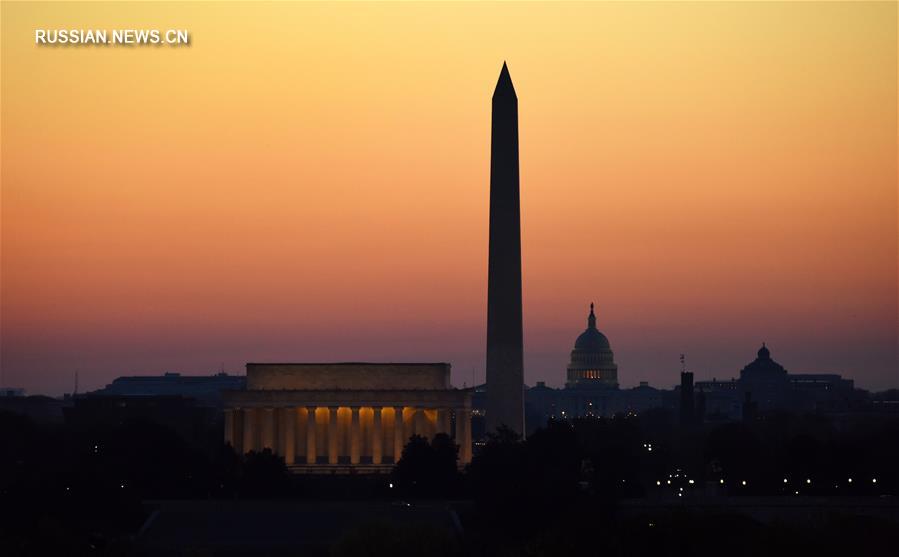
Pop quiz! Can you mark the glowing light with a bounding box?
[806,479,811,484]
[656,481,661,486]
[741,480,747,486]
[388,483,394,489]
[848,478,853,483]
[872,478,877,484]
[783,478,788,483]
[688,479,694,485]
[719,479,724,484]
[667,480,671,485]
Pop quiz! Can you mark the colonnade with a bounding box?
[224,405,472,466]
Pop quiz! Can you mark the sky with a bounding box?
[1,1,896,395]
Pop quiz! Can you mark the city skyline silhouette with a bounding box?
[0,3,896,557]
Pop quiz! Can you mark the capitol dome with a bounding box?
[574,324,611,352]
[566,303,618,388]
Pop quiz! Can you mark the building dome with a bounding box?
[566,303,618,388]
[740,343,788,381]
[574,327,612,352]
[574,304,611,351]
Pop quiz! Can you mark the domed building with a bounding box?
[737,342,791,412]
[566,303,619,388]
[739,343,788,381]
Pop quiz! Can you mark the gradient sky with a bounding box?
[2,1,896,395]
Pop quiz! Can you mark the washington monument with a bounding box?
[486,62,524,436]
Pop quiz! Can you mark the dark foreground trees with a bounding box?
[0,411,290,555]
[461,413,899,556]
[392,433,461,497]
[1,408,897,556]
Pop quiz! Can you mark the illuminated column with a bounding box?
[436,408,450,436]
[328,406,339,465]
[295,408,305,461]
[420,409,435,440]
[281,407,295,465]
[372,407,383,464]
[305,407,317,465]
[350,407,361,464]
[458,408,472,463]
[242,408,255,453]
[393,406,404,462]
[224,408,235,447]
[427,409,438,440]
[413,409,426,439]
[261,408,275,450]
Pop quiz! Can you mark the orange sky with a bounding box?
[1,1,896,394]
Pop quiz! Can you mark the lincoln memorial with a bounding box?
[222,363,473,472]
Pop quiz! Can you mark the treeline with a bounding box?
[394,409,899,500]
[1,409,897,555]
[0,411,297,555]
[394,411,899,556]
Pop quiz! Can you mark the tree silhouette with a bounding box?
[392,434,460,497]
[241,448,290,498]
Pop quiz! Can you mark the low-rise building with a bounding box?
[222,362,473,473]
